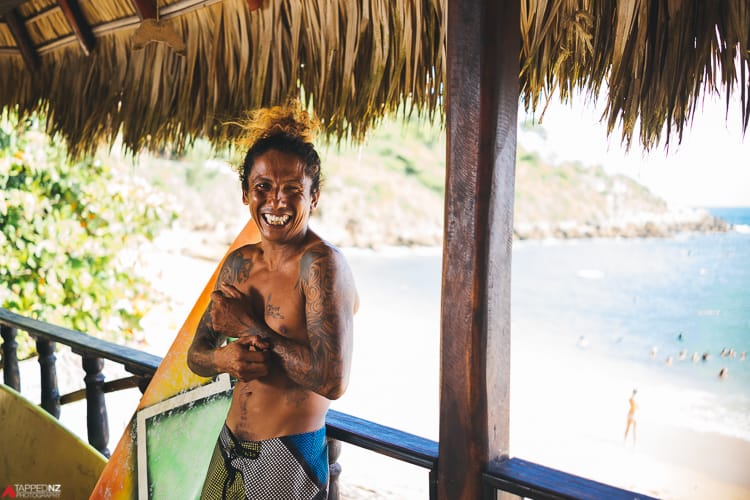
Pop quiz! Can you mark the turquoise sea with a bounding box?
[339,207,750,446]
[511,209,750,442]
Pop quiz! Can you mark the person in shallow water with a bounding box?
[187,102,359,500]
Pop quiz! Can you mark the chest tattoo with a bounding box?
[265,293,285,320]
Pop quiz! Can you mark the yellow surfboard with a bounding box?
[0,384,107,499]
[90,219,260,499]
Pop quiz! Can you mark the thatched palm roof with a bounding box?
[0,0,748,156]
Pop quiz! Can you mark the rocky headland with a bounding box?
[512,208,728,240]
[139,119,731,249]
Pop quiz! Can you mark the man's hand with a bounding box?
[214,335,272,382]
[210,284,264,338]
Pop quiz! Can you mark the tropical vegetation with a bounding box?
[0,114,176,357]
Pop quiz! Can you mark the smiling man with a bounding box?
[187,103,358,500]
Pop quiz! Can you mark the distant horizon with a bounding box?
[520,92,750,209]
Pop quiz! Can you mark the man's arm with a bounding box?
[187,301,224,377]
[187,249,270,381]
[270,245,356,400]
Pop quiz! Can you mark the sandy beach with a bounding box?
[14,229,750,499]
[509,340,750,500]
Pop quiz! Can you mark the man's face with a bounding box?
[243,149,319,244]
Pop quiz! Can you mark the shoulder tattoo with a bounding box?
[218,249,253,285]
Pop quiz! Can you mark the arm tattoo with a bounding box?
[188,302,225,377]
[217,249,253,285]
[273,247,353,399]
[188,248,252,377]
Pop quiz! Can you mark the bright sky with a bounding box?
[519,92,750,208]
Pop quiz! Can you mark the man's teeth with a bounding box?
[264,214,290,226]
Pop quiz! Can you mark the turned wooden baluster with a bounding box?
[429,469,438,499]
[328,437,341,500]
[36,338,61,418]
[1,325,21,391]
[135,372,153,393]
[83,356,110,457]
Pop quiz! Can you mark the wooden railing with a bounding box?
[0,309,160,458]
[0,308,656,499]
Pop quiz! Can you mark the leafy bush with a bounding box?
[0,114,176,358]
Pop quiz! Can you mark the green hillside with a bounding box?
[314,115,724,245]
[127,113,726,248]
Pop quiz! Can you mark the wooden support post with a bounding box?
[438,0,519,498]
[83,356,110,457]
[4,9,39,71]
[1,325,21,391]
[58,0,95,55]
[36,338,61,418]
[327,437,341,499]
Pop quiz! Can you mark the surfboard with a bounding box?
[0,384,107,499]
[90,219,261,499]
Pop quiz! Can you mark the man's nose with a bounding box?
[270,187,286,205]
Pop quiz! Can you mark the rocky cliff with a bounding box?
[311,121,728,247]
[136,118,729,249]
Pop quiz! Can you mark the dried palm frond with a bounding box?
[520,0,750,151]
[1,0,748,156]
[0,0,445,157]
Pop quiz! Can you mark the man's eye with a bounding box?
[255,183,270,191]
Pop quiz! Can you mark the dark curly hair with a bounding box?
[240,133,322,195]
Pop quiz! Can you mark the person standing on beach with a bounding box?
[188,102,359,499]
[624,389,638,445]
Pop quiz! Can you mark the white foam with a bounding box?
[576,269,604,280]
[697,309,721,316]
[639,381,750,443]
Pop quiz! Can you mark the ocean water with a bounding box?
[340,207,750,445]
[706,206,750,228]
[511,226,750,442]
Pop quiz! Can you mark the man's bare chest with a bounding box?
[239,267,307,340]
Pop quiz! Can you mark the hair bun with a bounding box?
[236,100,320,150]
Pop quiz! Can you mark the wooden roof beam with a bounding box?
[58,0,95,56]
[0,0,27,16]
[131,0,156,20]
[4,9,39,72]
